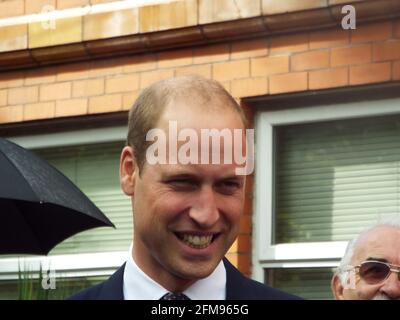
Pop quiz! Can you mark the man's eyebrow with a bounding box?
[161,173,244,182]
[161,172,199,180]
[216,175,245,186]
[219,175,243,181]
[365,257,388,263]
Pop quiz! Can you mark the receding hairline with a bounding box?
[159,93,245,127]
[352,224,400,257]
[337,217,400,285]
[126,75,247,173]
[154,75,243,113]
[131,75,247,129]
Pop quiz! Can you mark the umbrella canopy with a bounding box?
[0,138,115,255]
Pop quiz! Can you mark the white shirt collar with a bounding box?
[123,244,226,300]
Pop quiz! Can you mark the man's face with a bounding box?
[121,100,246,291]
[336,226,400,300]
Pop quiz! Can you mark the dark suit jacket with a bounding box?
[68,258,300,300]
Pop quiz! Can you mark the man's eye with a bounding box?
[168,180,197,190]
[216,181,241,194]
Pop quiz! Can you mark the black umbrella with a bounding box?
[0,138,115,255]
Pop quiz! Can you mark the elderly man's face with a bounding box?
[333,226,400,300]
[120,100,246,291]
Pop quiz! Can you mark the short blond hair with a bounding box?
[126,75,247,173]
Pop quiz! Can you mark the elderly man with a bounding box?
[331,218,400,300]
[70,75,298,300]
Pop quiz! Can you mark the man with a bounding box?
[70,75,298,300]
[331,218,400,300]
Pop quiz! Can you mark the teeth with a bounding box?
[180,234,213,249]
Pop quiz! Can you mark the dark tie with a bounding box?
[160,292,190,300]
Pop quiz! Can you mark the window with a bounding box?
[254,98,400,299]
[275,115,400,244]
[34,142,132,255]
[265,267,335,300]
[0,275,107,300]
[0,127,129,297]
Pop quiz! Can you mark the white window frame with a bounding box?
[0,126,129,280]
[253,98,400,281]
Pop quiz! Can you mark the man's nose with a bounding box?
[188,187,219,228]
[380,271,400,300]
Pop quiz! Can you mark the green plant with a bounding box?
[17,263,49,300]
[17,262,34,300]
[17,261,106,300]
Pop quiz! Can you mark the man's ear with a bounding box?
[331,273,345,300]
[120,146,137,196]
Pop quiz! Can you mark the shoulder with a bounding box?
[67,264,125,300]
[223,259,302,300]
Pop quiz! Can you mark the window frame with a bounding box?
[0,126,128,280]
[253,98,400,281]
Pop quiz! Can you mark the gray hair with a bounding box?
[337,215,400,286]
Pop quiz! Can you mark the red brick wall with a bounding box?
[1,18,399,275]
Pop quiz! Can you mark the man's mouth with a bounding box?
[174,232,219,249]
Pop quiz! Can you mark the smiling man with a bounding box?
[70,75,298,300]
[331,218,400,300]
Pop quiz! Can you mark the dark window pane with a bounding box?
[265,267,335,300]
